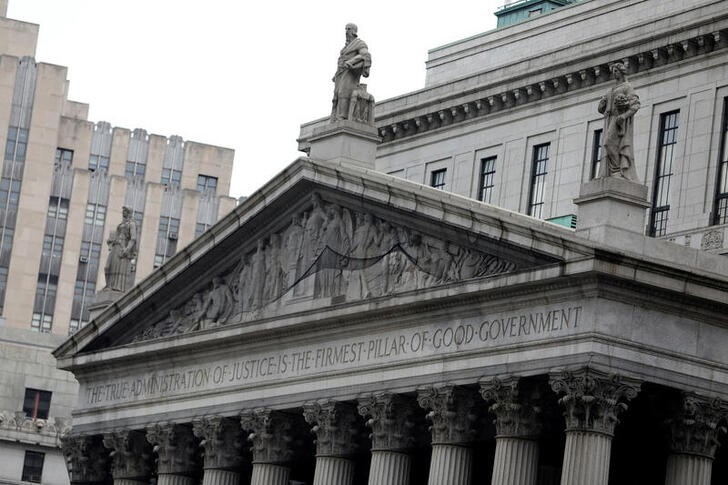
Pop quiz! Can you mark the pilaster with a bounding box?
[303,401,361,485]
[240,409,297,485]
[146,423,198,485]
[102,429,153,484]
[192,416,244,485]
[61,434,110,484]
[549,368,641,485]
[417,385,479,485]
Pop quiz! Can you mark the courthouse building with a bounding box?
[56,0,728,484]
[0,2,236,483]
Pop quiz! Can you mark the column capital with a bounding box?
[192,415,243,470]
[240,408,298,465]
[667,392,728,459]
[549,367,641,436]
[61,434,109,483]
[479,375,541,439]
[357,393,417,452]
[145,422,198,475]
[303,400,361,457]
[102,429,153,480]
[417,384,478,445]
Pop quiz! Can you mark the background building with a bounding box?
[0,3,236,483]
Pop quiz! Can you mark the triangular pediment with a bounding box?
[56,157,589,359]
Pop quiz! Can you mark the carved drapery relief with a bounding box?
[145,422,198,475]
[549,368,641,436]
[240,409,298,465]
[667,393,727,459]
[102,429,153,480]
[61,434,109,483]
[357,393,417,452]
[192,416,243,470]
[417,385,479,445]
[130,193,519,343]
[303,401,361,457]
[479,376,541,439]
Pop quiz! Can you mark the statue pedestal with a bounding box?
[307,120,380,169]
[573,176,651,236]
[88,288,124,322]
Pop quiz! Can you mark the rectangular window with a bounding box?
[84,203,107,227]
[591,129,603,179]
[430,169,446,190]
[47,197,69,221]
[478,156,496,203]
[161,168,182,186]
[713,98,728,225]
[23,389,52,419]
[5,126,28,162]
[55,148,73,166]
[649,111,679,236]
[197,174,218,193]
[88,154,109,172]
[125,160,146,179]
[195,222,210,238]
[155,216,180,266]
[528,143,550,219]
[21,450,45,482]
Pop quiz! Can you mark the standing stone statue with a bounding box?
[331,23,372,122]
[597,62,641,181]
[104,206,137,292]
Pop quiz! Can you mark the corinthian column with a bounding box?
[358,393,417,485]
[664,393,727,485]
[480,376,541,485]
[417,385,479,485]
[61,434,110,484]
[549,368,641,485]
[303,401,361,485]
[102,429,153,485]
[192,416,244,485]
[240,409,299,485]
[146,423,198,485]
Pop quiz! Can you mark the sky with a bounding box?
[7,0,506,199]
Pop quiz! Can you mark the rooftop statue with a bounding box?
[104,206,137,292]
[331,23,373,123]
[597,62,641,181]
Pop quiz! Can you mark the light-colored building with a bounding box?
[0,3,236,483]
[55,0,728,484]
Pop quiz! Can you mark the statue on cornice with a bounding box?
[597,62,641,181]
[331,23,372,122]
[103,206,137,292]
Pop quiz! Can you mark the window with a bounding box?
[5,126,28,162]
[21,450,45,482]
[84,203,106,227]
[528,8,543,17]
[125,160,146,179]
[23,389,52,419]
[88,154,109,172]
[155,216,181,266]
[47,197,69,221]
[68,319,80,335]
[161,168,182,186]
[591,129,603,179]
[197,174,218,193]
[430,169,446,190]
[649,111,679,236]
[528,143,550,219]
[478,157,496,203]
[195,222,210,238]
[55,148,73,166]
[713,98,728,225]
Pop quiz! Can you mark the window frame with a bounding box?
[527,143,550,219]
[649,110,680,237]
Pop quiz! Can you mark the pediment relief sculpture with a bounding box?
[128,192,520,344]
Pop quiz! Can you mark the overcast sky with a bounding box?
[7,0,506,198]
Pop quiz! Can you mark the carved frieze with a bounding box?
[145,422,198,475]
[191,416,243,470]
[357,393,417,452]
[701,229,724,250]
[240,409,299,465]
[61,434,109,483]
[303,400,361,457]
[667,393,727,459]
[480,376,541,439]
[417,385,479,445]
[102,429,153,480]
[549,368,641,436]
[128,192,519,343]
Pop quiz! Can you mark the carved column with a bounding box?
[303,401,361,485]
[146,423,198,485]
[358,393,417,485]
[61,434,110,484]
[664,393,727,485]
[417,385,478,485]
[549,368,641,485]
[102,429,153,485]
[192,416,244,485]
[240,409,298,485]
[480,376,541,485]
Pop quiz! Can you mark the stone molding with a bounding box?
[357,393,417,452]
[145,422,198,475]
[303,400,361,457]
[479,376,541,439]
[102,429,153,480]
[61,434,109,483]
[417,385,479,445]
[667,393,728,459]
[191,416,243,470]
[549,368,641,436]
[240,409,297,465]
